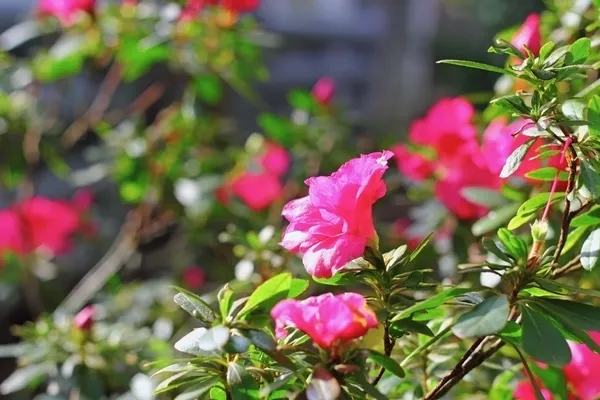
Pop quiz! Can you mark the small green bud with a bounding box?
[531,220,549,242]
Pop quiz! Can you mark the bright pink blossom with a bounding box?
[259,142,290,177]
[312,77,336,106]
[231,172,283,211]
[408,97,478,166]
[183,266,206,290]
[515,380,554,400]
[280,151,392,278]
[392,144,435,182]
[73,305,95,331]
[511,13,542,57]
[220,0,260,12]
[39,0,96,25]
[271,292,378,348]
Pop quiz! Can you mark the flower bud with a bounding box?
[73,305,95,331]
[311,77,336,106]
[531,219,549,243]
[183,266,206,290]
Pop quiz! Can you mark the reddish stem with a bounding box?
[540,137,573,223]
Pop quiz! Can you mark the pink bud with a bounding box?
[311,77,336,106]
[72,189,94,212]
[73,305,95,331]
[183,267,206,290]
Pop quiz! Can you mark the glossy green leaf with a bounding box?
[238,273,292,317]
[565,37,591,65]
[452,295,510,338]
[535,298,600,331]
[525,167,569,181]
[492,95,530,115]
[391,287,473,322]
[560,226,589,255]
[367,350,405,378]
[588,95,600,136]
[437,59,516,76]
[462,187,509,208]
[389,319,434,338]
[534,277,600,298]
[472,203,520,236]
[173,289,218,323]
[522,306,571,366]
[571,206,600,227]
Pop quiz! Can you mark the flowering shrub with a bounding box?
[1,0,600,399]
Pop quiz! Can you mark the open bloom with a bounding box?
[231,172,283,211]
[511,13,542,57]
[271,292,378,348]
[39,0,96,25]
[259,142,291,177]
[281,151,392,278]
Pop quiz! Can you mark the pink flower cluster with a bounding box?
[393,98,564,220]
[516,332,600,400]
[39,0,95,25]
[280,151,392,278]
[219,141,290,211]
[0,194,92,263]
[73,305,95,331]
[271,292,378,349]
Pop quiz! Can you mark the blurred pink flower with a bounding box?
[0,196,89,260]
[39,0,95,25]
[392,144,435,182]
[435,158,502,220]
[271,292,378,348]
[231,172,283,211]
[516,332,600,400]
[511,13,542,56]
[280,151,393,278]
[73,305,95,331]
[408,97,479,166]
[312,77,336,106]
[259,142,291,177]
[394,219,423,250]
[220,0,260,12]
[183,267,206,290]
[180,0,205,20]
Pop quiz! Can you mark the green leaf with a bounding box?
[497,228,528,261]
[193,75,222,105]
[390,287,473,322]
[389,319,434,338]
[259,372,295,398]
[452,295,510,338]
[511,343,547,400]
[565,37,591,65]
[492,95,530,115]
[534,277,600,298]
[472,203,520,236]
[238,273,292,317]
[525,167,569,181]
[522,305,571,366]
[288,279,309,298]
[227,362,246,386]
[173,378,219,400]
[219,286,234,320]
[517,192,566,217]
[366,350,405,378]
[489,370,516,400]
[582,228,600,271]
[560,226,589,255]
[409,232,433,262]
[535,298,600,331]
[245,329,276,352]
[173,289,218,323]
[588,95,600,136]
[312,273,357,286]
[437,59,516,76]
[571,206,600,227]
[462,187,509,208]
[384,245,408,271]
[500,139,536,178]
[225,334,251,354]
[258,114,295,147]
[287,89,315,111]
[579,158,600,197]
[482,238,514,264]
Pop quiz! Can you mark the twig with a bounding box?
[61,63,122,148]
[371,324,395,386]
[552,255,582,278]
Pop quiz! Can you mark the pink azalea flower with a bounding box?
[511,13,542,57]
[231,172,283,211]
[481,118,541,178]
[435,158,502,220]
[270,292,378,348]
[392,144,435,182]
[259,142,291,177]
[39,0,96,25]
[280,151,393,278]
[0,211,26,257]
[515,380,554,400]
[408,97,478,166]
[311,77,336,106]
[183,266,206,290]
[563,332,600,400]
[180,0,206,20]
[73,305,95,331]
[220,0,260,12]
